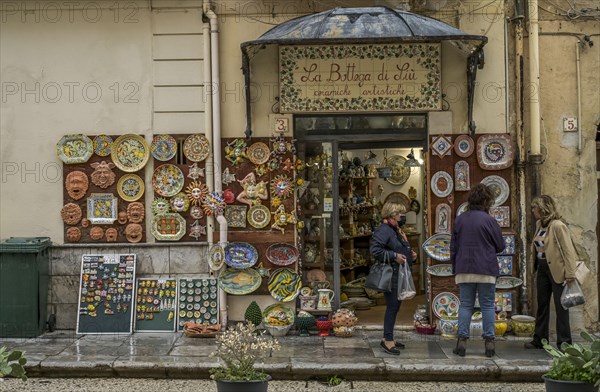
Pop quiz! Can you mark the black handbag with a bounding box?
[364,252,393,292]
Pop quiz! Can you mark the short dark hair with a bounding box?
[468,183,496,212]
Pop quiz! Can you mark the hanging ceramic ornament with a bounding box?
[271,174,294,200]
[281,158,294,172]
[254,164,269,178]
[223,189,235,204]
[61,203,82,225]
[127,202,145,223]
[224,139,248,166]
[189,220,206,240]
[271,204,297,234]
[170,192,190,213]
[66,227,82,242]
[202,191,226,216]
[65,171,89,200]
[270,133,296,156]
[185,181,208,206]
[222,168,236,186]
[151,198,171,216]
[187,162,205,180]
[296,179,310,199]
[125,223,143,243]
[190,205,204,220]
[236,172,268,206]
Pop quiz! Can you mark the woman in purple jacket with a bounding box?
[450,183,505,357]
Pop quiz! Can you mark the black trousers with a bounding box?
[533,258,572,346]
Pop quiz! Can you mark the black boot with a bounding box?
[484,337,495,357]
[452,337,467,357]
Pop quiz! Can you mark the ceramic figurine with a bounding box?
[90,161,116,189]
[221,168,236,185]
[127,202,145,223]
[236,172,268,206]
[65,171,89,200]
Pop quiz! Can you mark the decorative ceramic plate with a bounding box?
[263,303,295,326]
[152,164,185,197]
[183,134,210,162]
[86,193,118,224]
[247,142,271,165]
[224,205,247,228]
[247,205,271,229]
[481,175,509,207]
[432,292,460,319]
[93,135,113,156]
[218,268,261,295]
[57,134,93,164]
[266,243,300,266]
[208,244,225,270]
[111,134,150,172]
[456,202,469,216]
[422,233,451,261]
[383,192,411,213]
[117,174,145,202]
[151,213,186,241]
[499,235,515,255]
[224,242,259,269]
[453,135,474,158]
[497,256,513,275]
[430,135,453,158]
[496,276,523,289]
[431,171,454,198]
[426,264,454,276]
[385,155,410,185]
[151,134,177,161]
[271,175,294,199]
[477,134,514,170]
[268,268,302,302]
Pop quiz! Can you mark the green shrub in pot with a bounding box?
[542,331,600,389]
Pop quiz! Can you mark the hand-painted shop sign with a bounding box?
[279,44,441,113]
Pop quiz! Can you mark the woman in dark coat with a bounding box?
[370,201,416,355]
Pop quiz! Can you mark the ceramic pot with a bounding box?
[542,376,599,392]
[215,375,271,392]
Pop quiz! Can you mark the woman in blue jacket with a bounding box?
[370,201,416,355]
[450,183,505,357]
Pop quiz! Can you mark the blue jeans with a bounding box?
[457,282,496,339]
[383,265,400,341]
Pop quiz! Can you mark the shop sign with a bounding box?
[279,44,441,113]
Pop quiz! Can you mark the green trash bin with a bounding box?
[0,237,51,338]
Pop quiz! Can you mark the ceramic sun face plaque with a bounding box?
[170,192,190,213]
[271,174,294,200]
[151,198,171,216]
[87,193,118,224]
[185,181,208,206]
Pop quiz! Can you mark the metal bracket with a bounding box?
[467,48,485,136]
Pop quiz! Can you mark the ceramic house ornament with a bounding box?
[187,162,205,180]
[189,220,206,240]
[90,161,116,189]
[65,171,89,200]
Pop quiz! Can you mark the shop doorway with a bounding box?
[295,114,428,326]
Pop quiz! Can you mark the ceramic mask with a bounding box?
[81,218,90,228]
[65,171,89,200]
[117,211,128,224]
[127,202,145,223]
[190,206,204,219]
[185,181,207,206]
[170,192,190,212]
[201,192,225,216]
[66,227,81,242]
[90,226,104,240]
[151,198,170,216]
[105,228,118,242]
[61,203,82,225]
[90,161,116,189]
[125,223,143,243]
[236,172,268,206]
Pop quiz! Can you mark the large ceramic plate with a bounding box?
[93,135,113,157]
[224,205,247,228]
[183,134,210,162]
[151,213,186,241]
[453,135,474,157]
[456,202,469,217]
[431,171,453,198]
[247,142,271,165]
[432,292,460,319]
[266,243,300,266]
[224,242,259,269]
[385,155,410,185]
[496,276,523,289]
[111,134,150,172]
[57,134,93,164]
[477,134,514,170]
[117,174,145,202]
[208,244,225,270]
[383,192,411,213]
[268,268,302,302]
[151,134,177,161]
[263,303,294,326]
[481,175,509,207]
[247,205,271,229]
[422,233,451,261]
[218,268,261,295]
[152,164,185,197]
[87,193,118,224]
[426,264,454,276]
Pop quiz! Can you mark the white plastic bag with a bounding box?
[560,280,585,310]
[397,263,416,301]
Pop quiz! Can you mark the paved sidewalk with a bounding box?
[0,329,556,382]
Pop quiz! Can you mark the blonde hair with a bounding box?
[532,195,562,226]
[381,201,406,219]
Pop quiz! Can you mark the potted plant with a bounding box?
[210,321,280,392]
[542,331,600,392]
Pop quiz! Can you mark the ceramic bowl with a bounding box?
[511,315,536,337]
[438,317,458,338]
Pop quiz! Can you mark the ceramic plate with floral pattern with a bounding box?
[247,205,271,229]
[111,134,150,172]
[117,174,145,202]
[57,134,93,164]
[152,164,185,197]
[93,135,113,157]
[183,134,210,162]
[151,134,177,161]
[86,193,118,224]
[247,142,271,165]
[432,292,460,319]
